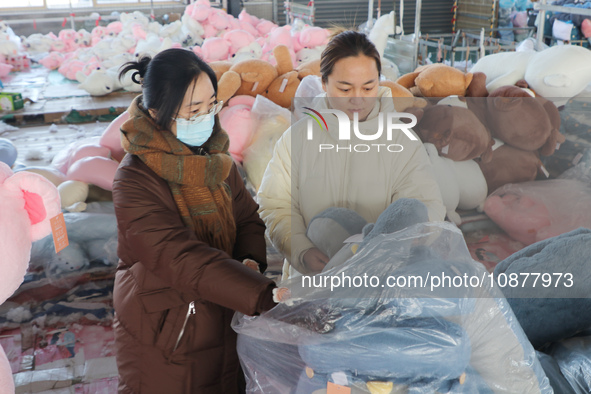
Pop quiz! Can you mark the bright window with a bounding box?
[0,0,43,7]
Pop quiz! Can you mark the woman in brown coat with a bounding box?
[112,48,277,393]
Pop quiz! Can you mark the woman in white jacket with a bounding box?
[258,30,446,279]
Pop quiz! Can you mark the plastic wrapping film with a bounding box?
[233,222,553,393]
[483,179,591,246]
[547,336,591,394]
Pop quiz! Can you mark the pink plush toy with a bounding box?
[0,162,61,394]
[0,62,12,78]
[106,21,123,36]
[201,37,230,62]
[238,20,260,38]
[223,30,255,56]
[99,111,129,162]
[208,9,230,32]
[219,95,256,162]
[298,26,329,48]
[58,29,79,52]
[66,156,119,191]
[483,179,591,245]
[91,26,108,46]
[39,51,64,70]
[256,20,277,36]
[582,19,591,38]
[238,9,259,28]
[484,191,551,245]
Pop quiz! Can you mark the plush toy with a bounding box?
[379,80,427,112]
[397,64,474,97]
[524,44,591,106]
[0,162,61,394]
[230,58,278,97]
[29,211,118,286]
[484,179,591,246]
[242,95,291,190]
[76,68,122,96]
[0,138,17,167]
[413,104,494,162]
[468,84,565,156]
[219,95,256,162]
[295,58,320,80]
[469,51,535,93]
[99,111,128,162]
[477,144,541,195]
[423,143,487,224]
[216,70,241,104]
[264,70,300,108]
[201,37,231,62]
[494,227,591,348]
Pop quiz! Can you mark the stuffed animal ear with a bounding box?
[362,223,374,237]
[217,70,241,104]
[273,44,293,76]
[396,71,420,89]
[4,171,61,242]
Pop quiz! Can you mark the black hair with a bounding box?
[119,48,218,131]
[320,30,382,83]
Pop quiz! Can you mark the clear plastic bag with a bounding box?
[548,335,591,394]
[233,222,552,393]
[242,96,291,191]
[483,179,591,245]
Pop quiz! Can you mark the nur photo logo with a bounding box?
[303,107,419,153]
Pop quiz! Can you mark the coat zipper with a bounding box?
[173,301,195,352]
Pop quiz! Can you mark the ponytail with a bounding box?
[119,55,151,85]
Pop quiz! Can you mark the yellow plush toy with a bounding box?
[379,80,427,112]
[296,58,321,79]
[397,64,474,97]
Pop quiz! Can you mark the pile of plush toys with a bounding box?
[3,3,591,249]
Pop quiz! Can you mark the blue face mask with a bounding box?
[174,101,223,147]
[175,113,215,147]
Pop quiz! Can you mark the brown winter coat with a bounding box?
[112,153,276,394]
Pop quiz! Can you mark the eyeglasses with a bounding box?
[175,101,224,123]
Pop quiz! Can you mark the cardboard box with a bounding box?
[0,92,24,111]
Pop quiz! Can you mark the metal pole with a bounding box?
[69,0,75,30]
[536,0,546,49]
[413,0,421,70]
[368,0,374,29]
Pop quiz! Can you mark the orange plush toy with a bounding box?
[397,64,474,98]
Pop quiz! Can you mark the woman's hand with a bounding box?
[242,258,260,272]
[303,248,329,274]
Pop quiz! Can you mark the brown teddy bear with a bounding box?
[396,64,474,98]
[263,45,301,108]
[477,144,542,194]
[229,58,278,97]
[468,84,565,156]
[413,104,494,163]
[379,80,427,112]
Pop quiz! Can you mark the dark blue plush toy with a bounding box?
[494,227,591,348]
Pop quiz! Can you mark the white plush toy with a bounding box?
[20,33,53,54]
[424,143,488,225]
[368,11,402,82]
[469,51,535,93]
[76,68,122,96]
[369,11,402,59]
[524,45,591,107]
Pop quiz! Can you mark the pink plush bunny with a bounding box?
[0,162,61,394]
